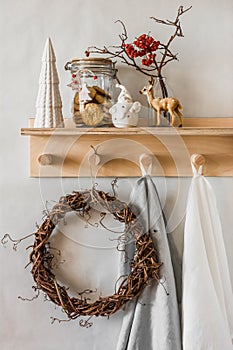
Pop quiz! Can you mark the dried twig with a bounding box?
[150,5,192,74]
[1,233,35,251]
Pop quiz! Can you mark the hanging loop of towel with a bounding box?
[139,153,153,176]
[190,153,205,176]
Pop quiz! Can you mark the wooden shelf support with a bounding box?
[21,118,233,177]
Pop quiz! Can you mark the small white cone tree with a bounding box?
[34,38,64,128]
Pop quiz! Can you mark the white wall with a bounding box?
[0,1,233,349]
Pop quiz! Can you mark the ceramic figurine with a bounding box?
[109,84,141,128]
[140,77,183,127]
[34,38,64,128]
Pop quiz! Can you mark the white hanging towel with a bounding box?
[182,162,233,350]
[116,155,181,350]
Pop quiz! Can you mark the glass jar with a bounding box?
[148,76,174,127]
[65,58,117,127]
[155,76,174,126]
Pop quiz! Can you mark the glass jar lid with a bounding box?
[65,57,117,77]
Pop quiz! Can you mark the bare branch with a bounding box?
[150,6,192,74]
[115,19,128,42]
[1,232,35,250]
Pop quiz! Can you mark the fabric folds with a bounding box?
[182,165,233,350]
[116,174,181,350]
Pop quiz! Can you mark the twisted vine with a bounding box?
[29,188,161,323]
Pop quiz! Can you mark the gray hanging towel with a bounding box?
[116,155,181,350]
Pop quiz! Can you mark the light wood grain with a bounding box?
[21,127,233,136]
[22,118,233,177]
[27,117,233,127]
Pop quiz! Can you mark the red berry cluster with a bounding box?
[134,34,160,51]
[122,34,160,66]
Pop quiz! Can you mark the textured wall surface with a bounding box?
[0,0,233,349]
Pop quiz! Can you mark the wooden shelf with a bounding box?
[21,118,233,177]
[21,126,233,137]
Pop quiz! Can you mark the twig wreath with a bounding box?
[4,187,162,326]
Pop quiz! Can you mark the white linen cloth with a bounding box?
[116,155,181,350]
[182,163,233,350]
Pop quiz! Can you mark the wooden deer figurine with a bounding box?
[140,77,183,127]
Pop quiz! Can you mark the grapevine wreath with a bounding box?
[30,187,161,324]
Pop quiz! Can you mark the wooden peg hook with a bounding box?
[191,153,205,170]
[38,154,53,166]
[140,154,153,168]
[139,153,153,176]
[89,145,101,167]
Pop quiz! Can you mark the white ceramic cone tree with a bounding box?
[34,38,64,128]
